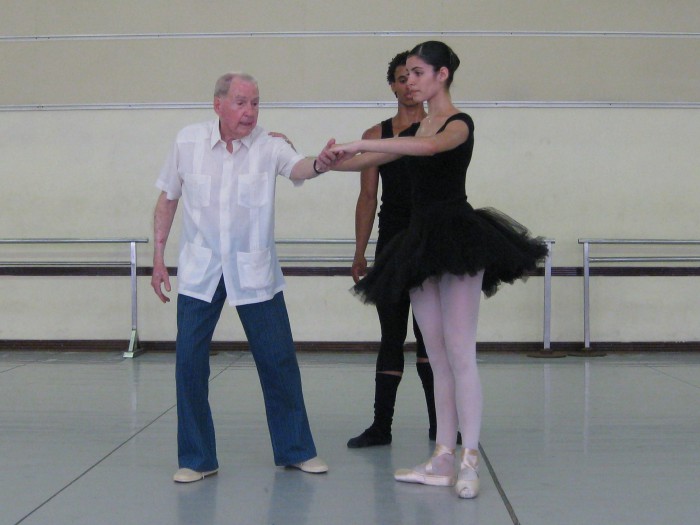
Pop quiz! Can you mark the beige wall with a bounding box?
[1,1,699,344]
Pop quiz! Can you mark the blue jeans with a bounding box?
[176,278,317,470]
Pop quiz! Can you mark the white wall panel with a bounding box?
[1,1,699,343]
[2,36,698,105]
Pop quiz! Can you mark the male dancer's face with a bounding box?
[391,65,420,108]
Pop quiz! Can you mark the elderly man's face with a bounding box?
[214,78,260,140]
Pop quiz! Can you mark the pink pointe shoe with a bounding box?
[455,448,480,499]
[394,444,456,486]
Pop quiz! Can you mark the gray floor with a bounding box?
[1,350,699,525]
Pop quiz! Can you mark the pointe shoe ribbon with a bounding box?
[455,448,480,499]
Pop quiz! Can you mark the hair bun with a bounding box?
[448,49,460,72]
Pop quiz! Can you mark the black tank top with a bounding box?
[410,113,474,208]
[377,118,420,227]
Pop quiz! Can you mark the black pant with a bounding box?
[374,220,427,372]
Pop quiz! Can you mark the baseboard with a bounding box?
[2,340,700,353]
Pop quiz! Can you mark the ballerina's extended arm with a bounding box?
[328,119,469,172]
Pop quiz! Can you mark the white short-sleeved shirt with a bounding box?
[156,119,305,305]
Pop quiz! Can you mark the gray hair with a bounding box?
[214,72,258,98]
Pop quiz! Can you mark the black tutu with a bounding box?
[353,198,549,304]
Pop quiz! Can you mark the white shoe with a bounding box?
[288,456,329,474]
[173,467,218,483]
[455,448,479,498]
[394,444,456,487]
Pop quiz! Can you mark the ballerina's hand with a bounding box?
[329,141,361,163]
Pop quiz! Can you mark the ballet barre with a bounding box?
[0,238,149,358]
[276,238,376,264]
[0,237,553,356]
[578,238,700,356]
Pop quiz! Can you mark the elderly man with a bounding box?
[151,72,333,483]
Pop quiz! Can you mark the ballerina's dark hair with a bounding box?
[409,41,460,88]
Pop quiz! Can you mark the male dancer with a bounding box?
[347,52,436,448]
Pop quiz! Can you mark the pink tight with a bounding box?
[409,271,484,450]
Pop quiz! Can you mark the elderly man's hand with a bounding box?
[151,262,172,303]
[315,138,338,171]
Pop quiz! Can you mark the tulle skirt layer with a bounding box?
[353,198,549,304]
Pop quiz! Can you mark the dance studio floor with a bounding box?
[1,350,699,525]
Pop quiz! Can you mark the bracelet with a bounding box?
[313,159,324,175]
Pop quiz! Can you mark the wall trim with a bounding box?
[3,266,700,277]
[2,30,698,43]
[2,101,699,112]
[2,340,700,354]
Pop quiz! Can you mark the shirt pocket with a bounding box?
[237,249,273,290]
[238,172,269,208]
[183,173,212,208]
[178,242,212,285]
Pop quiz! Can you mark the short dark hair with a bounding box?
[409,41,461,88]
[386,51,410,84]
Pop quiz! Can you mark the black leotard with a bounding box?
[354,113,548,303]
